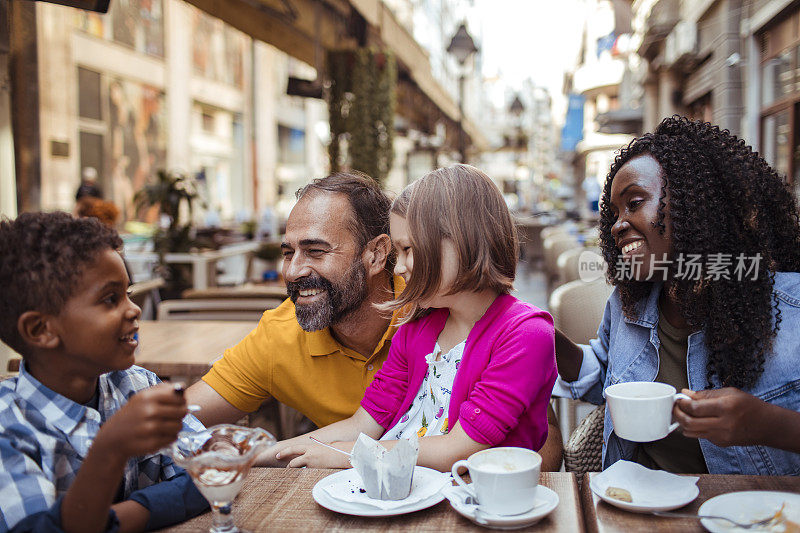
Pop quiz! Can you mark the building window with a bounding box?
[202,111,215,133]
[78,67,102,121]
[79,131,105,188]
[110,0,164,56]
[191,7,247,88]
[761,49,794,107]
[278,125,305,165]
[762,109,791,180]
[78,70,167,220]
[687,93,712,123]
[73,0,164,58]
[759,10,800,198]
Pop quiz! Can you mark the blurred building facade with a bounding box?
[0,0,14,218]
[382,0,487,188]
[4,0,488,220]
[629,0,800,199]
[561,0,800,209]
[564,0,638,215]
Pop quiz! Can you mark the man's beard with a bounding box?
[287,258,369,332]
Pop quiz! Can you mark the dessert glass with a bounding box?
[164,424,275,532]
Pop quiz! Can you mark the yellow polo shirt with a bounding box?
[202,277,404,428]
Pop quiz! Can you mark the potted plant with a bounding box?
[134,170,205,297]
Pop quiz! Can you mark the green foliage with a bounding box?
[255,242,282,261]
[133,170,205,293]
[327,48,397,184]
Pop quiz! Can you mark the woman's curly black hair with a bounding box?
[599,116,800,389]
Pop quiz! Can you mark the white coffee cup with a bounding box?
[450,447,541,516]
[605,381,692,442]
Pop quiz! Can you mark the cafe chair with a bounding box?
[564,404,605,486]
[549,277,614,439]
[557,246,603,285]
[540,225,571,242]
[543,236,579,293]
[549,277,613,347]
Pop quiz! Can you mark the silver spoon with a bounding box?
[651,510,779,529]
[309,436,352,457]
[172,383,202,413]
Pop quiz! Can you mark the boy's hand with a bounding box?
[93,383,188,462]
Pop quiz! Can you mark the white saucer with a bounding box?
[311,467,446,517]
[698,491,800,532]
[442,483,559,530]
[589,476,699,513]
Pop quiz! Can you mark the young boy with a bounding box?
[0,212,208,532]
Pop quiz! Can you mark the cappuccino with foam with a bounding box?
[452,447,541,515]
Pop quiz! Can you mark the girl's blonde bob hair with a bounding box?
[382,164,518,321]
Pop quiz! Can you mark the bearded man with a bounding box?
[186,172,563,470]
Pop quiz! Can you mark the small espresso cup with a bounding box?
[451,447,541,516]
[605,381,692,442]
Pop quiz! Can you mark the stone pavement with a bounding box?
[512,258,549,310]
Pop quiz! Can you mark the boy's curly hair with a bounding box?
[0,211,122,355]
[599,116,800,389]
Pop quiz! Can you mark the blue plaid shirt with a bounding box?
[0,364,208,532]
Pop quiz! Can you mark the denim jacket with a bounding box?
[554,272,800,475]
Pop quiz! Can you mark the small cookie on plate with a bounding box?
[604,486,633,503]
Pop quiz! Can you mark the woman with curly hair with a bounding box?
[554,115,800,474]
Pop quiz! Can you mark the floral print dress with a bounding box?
[380,340,465,440]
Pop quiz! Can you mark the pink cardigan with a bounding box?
[361,293,556,451]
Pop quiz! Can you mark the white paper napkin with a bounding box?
[593,460,699,505]
[349,433,419,500]
[323,467,451,510]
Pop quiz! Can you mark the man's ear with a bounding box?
[363,234,392,276]
[17,311,61,350]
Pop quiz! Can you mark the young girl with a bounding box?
[268,164,557,471]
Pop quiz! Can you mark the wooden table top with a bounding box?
[581,472,800,533]
[134,320,255,380]
[161,469,584,532]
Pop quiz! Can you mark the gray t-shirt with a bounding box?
[635,306,708,473]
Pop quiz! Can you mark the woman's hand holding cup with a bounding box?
[605,381,691,442]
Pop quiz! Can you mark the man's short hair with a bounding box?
[296,171,393,265]
[0,212,122,355]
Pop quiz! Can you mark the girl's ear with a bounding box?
[364,234,392,276]
[18,311,61,350]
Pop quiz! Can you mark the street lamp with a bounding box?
[447,22,478,163]
[509,95,525,119]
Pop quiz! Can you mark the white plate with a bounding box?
[442,483,559,530]
[311,467,446,517]
[699,491,800,532]
[590,476,699,513]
